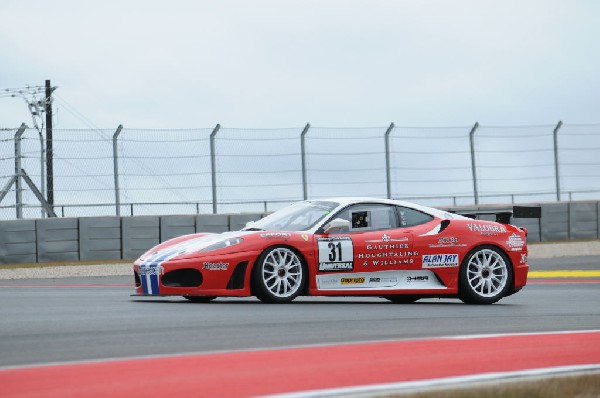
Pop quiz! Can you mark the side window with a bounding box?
[335,204,398,232]
[396,206,434,227]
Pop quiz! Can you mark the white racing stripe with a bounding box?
[145,274,153,294]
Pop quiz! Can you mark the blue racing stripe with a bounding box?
[150,274,160,294]
[142,276,149,294]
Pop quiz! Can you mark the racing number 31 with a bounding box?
[328,242,342,261]
[317,237,354,271]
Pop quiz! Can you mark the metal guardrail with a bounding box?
[1,122,599,220]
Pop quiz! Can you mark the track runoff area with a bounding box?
[1,259,599,397]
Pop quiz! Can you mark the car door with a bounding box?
[317,203,416,273]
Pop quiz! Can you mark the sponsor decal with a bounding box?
[316,271,445,290]
[366,243,410,250]
[301,234,309,242]
[506,233,525,251]
[318,277,338,286]
[466,223,507,236]
[407,275,429,282]
[203,262,229,271]
[318,237,354,272]
[139,264,164,276]
[319,262,353,271]
[360,250,415,257]
[341,277,365,285]
[422,254,459,268]
[260,232,291,240]
[361,233,416,267]
[364,259,414,266]
[429,236,467,248]
[369,277,398,284]
[366,234,409,243]
[520,253,527,264]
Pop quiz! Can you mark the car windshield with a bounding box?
[245,200,339,232]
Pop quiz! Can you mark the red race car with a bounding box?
[133,198,538,304]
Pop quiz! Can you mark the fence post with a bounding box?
[210,124,221,214]
[553,120,563,201]
[37,129,46,218]
[469,122,480,205]
[112,124,124,216]
[384,122,395,199]
[300,123,311,200]
[14,123,27,219]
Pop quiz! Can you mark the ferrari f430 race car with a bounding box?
[133,198,539,304]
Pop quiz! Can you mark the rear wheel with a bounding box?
[184,296,216,303]
[384,295,420,304]
[458,245,512,304]
[252,246,306,303]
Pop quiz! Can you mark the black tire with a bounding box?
[384,295,420,304]
[458,245,513,305]
[184,296,217,303]
[251,245,307,303]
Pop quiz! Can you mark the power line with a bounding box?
[52,94,193,204]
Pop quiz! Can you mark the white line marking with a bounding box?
[261,365,600,398]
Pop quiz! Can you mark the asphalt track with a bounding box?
[0,255,599,397]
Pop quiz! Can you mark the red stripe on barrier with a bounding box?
[1,331,599,397]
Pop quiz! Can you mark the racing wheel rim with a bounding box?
[466,248,508,298]
[261,247,303,298]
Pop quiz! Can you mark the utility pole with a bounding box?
[45,79,54,210]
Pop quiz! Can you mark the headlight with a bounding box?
[200,237,244,253]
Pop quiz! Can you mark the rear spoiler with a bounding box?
[451,206,542,224]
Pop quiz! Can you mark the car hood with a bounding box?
[140,231,254,261]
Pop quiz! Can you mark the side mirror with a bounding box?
[324,218,351,234]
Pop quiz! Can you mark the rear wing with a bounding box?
[451,206,542,224]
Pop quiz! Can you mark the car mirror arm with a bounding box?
[323,218,351,234]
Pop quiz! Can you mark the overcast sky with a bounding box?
[1,0,599,129]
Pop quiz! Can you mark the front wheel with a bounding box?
[252,246,306,303]
[458,246,513,304]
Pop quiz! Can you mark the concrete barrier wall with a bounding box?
[79,217,121,261]
[122,216,160,260]
[1,201,599,264]
[36,218,79,262]
[160,215,196,242]
[540,203,569,241]
[195,214,229,233]
[0,220,37,263]
[569,202,599,240]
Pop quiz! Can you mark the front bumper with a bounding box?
[133,251,259,296]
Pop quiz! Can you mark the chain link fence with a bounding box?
[1,122,599,220]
